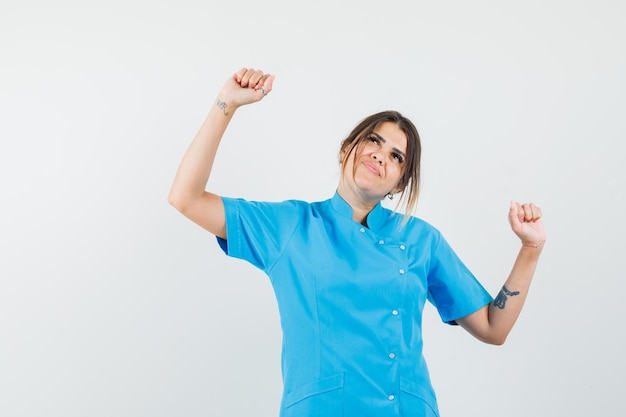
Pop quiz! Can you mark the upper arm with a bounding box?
[455,304,507,345]
[426,231,493,327]
[455,305,491,342]
[170,191,226,239]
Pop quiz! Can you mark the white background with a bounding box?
[1,1,624,416]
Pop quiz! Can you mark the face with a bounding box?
[340,121,408,203]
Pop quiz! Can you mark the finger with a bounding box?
[519,202,526,223]
[514,201,524,223]
[520,203,542,222]
[522,203,534,222]
[250,74,275,99]
[527,204,537,221]
[234,67,249,84]
[257,74,275,94]
[248,69,267,88]
[238,68,257,87]
[508,201,522,227]
[528,203,542,221]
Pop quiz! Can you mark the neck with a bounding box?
[337,184,378,225]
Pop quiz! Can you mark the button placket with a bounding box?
[388,242,408,379]
[387,244,404,390]
[389,307,400,361]
[373,235,407,402]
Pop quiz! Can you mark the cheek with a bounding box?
[391,167,406,187]
[391,164,404,178]
[364,143,380,154]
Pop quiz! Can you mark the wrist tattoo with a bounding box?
[493,285,520,309]
[217,99,229,116]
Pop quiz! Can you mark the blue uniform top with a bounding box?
[217,191,492,417]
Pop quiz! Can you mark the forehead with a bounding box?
[373,121,407,153]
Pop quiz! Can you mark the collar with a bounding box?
[329,190,389,231]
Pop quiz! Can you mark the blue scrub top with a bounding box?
[217,192,492,417]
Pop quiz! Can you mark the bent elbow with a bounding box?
[168,190,189,213]
[489,337,506,346]
[484,333,507,346]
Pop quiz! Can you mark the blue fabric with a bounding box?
[216,191,493,417]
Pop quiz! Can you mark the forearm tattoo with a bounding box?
[493,285,520,309]
[217,99,229,116]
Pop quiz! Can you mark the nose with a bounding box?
[372,153,384,165]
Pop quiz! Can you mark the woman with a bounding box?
[168,67,546,417]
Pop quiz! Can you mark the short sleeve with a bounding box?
[426,232,493,324]
[216,197,302,272]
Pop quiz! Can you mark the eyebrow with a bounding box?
[370,132,407,160]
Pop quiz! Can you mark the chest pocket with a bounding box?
[281,373,344,417]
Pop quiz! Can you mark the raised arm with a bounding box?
[456,201,547,345]
[168,68,275,238]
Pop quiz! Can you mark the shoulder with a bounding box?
[385,209,446,251]
[384,208,441,237]
[221,195,323,217]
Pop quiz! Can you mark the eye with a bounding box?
[367,135,380,145]
[392,152,405,163]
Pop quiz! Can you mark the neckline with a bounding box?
[329,190,389,231]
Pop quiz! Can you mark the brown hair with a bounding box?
[339,110,421,218]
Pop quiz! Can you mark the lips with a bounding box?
[362,161,380,176]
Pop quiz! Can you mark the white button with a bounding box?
[379,240,385,245]
[399,269,405,275]
[392,310,399,316]
[388,353,396,359]
[388,394,395,401]
[359,227,365,233]
[400,245,406,250]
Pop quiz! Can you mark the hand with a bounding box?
[218,67,275,109]
[508,201,546,246]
